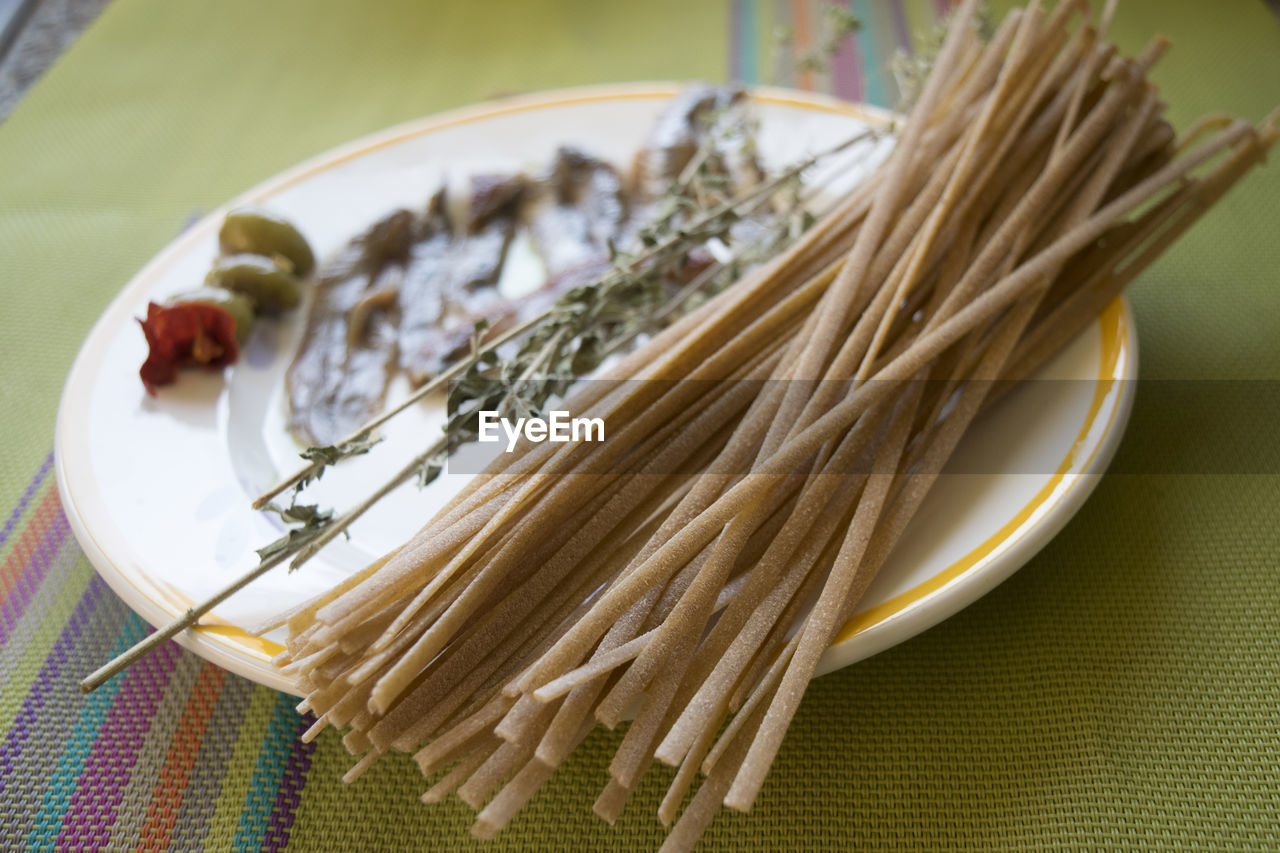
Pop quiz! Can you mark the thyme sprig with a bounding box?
[256,502,336,564]
[797,6,861,74]
[774,4,861,78]
[891,4,993,107]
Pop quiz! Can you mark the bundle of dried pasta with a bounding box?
[277,1,1276,848]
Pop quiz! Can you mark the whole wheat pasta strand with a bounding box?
[658,696,771,852]
[615,473,867,819]
[458,699,561,808]
[527,523,730,769]
[505,307,834,717]
[855,0,1052,384]
[412,693,514,775]
[472,718,595,839]
[533,425,854,709]
[592,488,785,727]
[421,736,501,804]
[911,86,1162,441]
[782,41,1086,449]
[654,436,875,765]
[752,0,981,471]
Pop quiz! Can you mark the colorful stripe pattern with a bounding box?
[0,5,949,848]
[728,0,951,101]
[0,460,322,849]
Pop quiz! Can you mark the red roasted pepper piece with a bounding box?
[137,301,240,394]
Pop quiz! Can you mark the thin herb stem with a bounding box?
[289,442,446,571]
[502,328,568,414]
[82,438,450,694]
[646,261,727,328]
[80,548,294,693]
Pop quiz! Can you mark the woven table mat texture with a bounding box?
[1,1,1277,850]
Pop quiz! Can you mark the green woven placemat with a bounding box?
[0,1,1277,849]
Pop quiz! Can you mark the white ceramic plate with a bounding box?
[55,84,1136,695]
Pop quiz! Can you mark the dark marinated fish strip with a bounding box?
[399,152,626,385]
[631,84,765,204]
[289,174,527,443]
[427,147,630,371]
[628,85,774,284]
[632,86,723,203]
[286,210,413,445]
[524,146,628,280]
[395,190,452,384]
[701,87,768,201]
[316,263,402,442]
[398,175,524,385]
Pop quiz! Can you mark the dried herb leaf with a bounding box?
[256,502,338,567]
[296,430,380,491]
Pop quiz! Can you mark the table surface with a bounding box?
[1,1,1278,850]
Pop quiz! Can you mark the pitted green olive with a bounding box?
[218,209,315,277]
[165,287,256,342]
[207,253,302,312]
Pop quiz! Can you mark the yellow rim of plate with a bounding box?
[832,298,1127,646]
